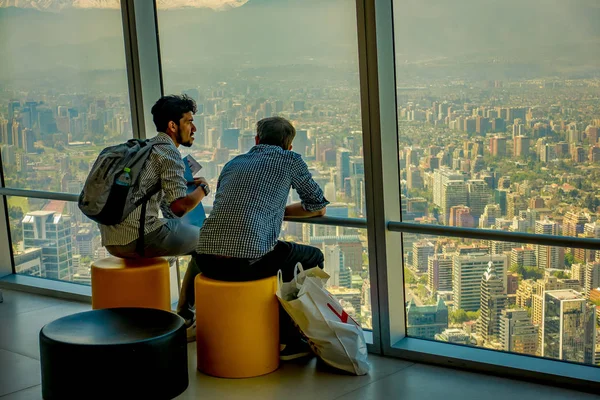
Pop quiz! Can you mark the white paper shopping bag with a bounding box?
[277,266,370,375]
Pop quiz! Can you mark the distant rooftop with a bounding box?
[26,211,55,217]
[546,289,584,301]
[43,200,66,214]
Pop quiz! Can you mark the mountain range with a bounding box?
[0,0,248,11]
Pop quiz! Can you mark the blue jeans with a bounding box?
[105,219,200,259]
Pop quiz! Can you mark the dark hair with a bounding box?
[256,116,296,149]
[151,94,197,133]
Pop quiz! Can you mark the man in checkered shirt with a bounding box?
[177,116,329,357]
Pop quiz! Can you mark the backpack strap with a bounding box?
[132,139,177,257]
[135,180,163,257]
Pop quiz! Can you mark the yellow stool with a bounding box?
[195,275,279,378]
[91,256,171,311]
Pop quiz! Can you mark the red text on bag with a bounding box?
[327,303,349,323]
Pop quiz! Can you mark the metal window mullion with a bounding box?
[357,0,404,354]
[0,149,15,278]
[121,0,163,140]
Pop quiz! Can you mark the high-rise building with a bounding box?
[563,211,588,237]
[428,254,453,295]
[539,143,556,163]
[1,145,16,167]
[22,209,72,281]
[442,180,468,225]
[74,225,96,257]
[513,135,530,158]
[479,261,508,342]
[406,297,448,340]
[405,147,421,167]
[476,116,490,135]
[585,125,599,145]
[585,221,600,237]
[22,128,35,153]
[13,248,43,277]
[433,167,465,208]
[207,128,219,148]
[292,100,305,112]
[588,146,600,162]
[479,204,501,228]
[435,328,473,344]
[219,128,240,150]
[572,146,586,163]
[407,165,424,189]
[453,253,507,311]
[294,129,309,157]
[563,211,589,255]
[516,279,535,308]
[413,240,435,273]
[336,148,351,193]
[237,131,255,153]
[0,117,8,144]
[506,193,527,219]
[328,287,362,319]
[535,220,563,269]
[500,309,538,356]
[493,189,508,215]
[542,289,596,364]
[448,205,472,227]
[12,120,22,148]
[274,100,284,113]
[309,235,363,273]
[489,136,507,157]
[37,106,57,136]
[503,274,517,296]
[511,247,536,268]
[532,276,565,326]
[571,263,585,286]
[583,262,600,298]
[467,179,490,221]
[323,245,351,288]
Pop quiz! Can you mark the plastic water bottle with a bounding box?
[116,167,132,187]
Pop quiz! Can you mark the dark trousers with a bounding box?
[177,241,324,344]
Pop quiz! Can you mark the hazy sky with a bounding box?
[0,0,598,88]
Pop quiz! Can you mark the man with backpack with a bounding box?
[83,94,209,259]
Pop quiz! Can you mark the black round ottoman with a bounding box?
[39,308,188,400]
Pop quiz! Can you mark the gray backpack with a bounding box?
[78,139,162,228]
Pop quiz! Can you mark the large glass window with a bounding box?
[0,1,133,283]
[402,233,599,367]
[157,0,372,329]
[0,2,132,193]
[394,0,600,367]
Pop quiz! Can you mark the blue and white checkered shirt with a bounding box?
[197,144,329,259]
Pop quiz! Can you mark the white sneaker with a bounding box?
[186,322,196,343]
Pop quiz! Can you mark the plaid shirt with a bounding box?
[100,133,187,246]
[197,144,329,258]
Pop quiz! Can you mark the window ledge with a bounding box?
[390,337,599,393]
[0,274,91,303]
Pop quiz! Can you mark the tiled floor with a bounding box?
[0,288,596,400]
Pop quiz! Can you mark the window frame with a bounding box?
[0,0,598,392]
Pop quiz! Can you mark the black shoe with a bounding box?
[280,339,314,361]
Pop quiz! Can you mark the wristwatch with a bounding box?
[199,183,210,196]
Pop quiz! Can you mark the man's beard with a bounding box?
[177,127,193,147]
